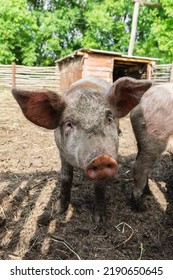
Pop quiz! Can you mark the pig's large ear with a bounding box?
[107,77,152,118]
[12,88,66,129]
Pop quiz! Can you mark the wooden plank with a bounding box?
[114,56,152,64]
[85,54,113,68]
[147,64,151,80]
[85,66,112,72]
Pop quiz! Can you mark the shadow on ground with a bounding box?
[1,154,173,260]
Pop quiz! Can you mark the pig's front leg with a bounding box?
[57,156,73,214]
[132,153,154,211]
[132,141,166,211]
[132,138,167,211]
[94,182,106,223]
[130,106,166,211]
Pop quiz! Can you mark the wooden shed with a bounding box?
[56,48,159,93]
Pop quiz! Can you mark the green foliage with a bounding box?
[134,0,173,63]
[0,0,38,65]
[0,0,172,66]
[82,0,132,52]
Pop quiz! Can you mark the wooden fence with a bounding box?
[151,63,173,83]
[0,63,60,92]
[0,62,173,92]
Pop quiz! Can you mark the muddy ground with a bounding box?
[1,88,173,260]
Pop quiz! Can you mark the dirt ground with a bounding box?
[1,88,173,260]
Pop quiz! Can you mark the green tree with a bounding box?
[151,0,173,63]
[33,3,85,65]
[0,0,172,66]
[82,0,132,53]
[0,0,38,65]
[134,0,173,63]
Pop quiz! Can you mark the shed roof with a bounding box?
[56,48,160,63]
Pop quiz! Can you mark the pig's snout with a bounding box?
[85,155,118,180]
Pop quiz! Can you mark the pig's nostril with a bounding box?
[92,166,97,171]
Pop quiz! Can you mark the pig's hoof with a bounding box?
[37,211,51,226]
[143,184,152,195]
[56,199,69,215]
[94,207,106,224]
[94,213,106,224]
[131,196,146,212]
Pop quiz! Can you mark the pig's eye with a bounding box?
[106,113,114,125]
[65,121,74,129]
[63,121,75,135]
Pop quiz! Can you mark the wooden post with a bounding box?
[146,63,151,80]
[128,0,140,56]
[12,62,16,87]
[170,61,173,83]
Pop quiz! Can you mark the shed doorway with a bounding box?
[113,60,147,82]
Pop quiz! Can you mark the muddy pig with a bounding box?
[130,82,173,211]
[12,76,151,222]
